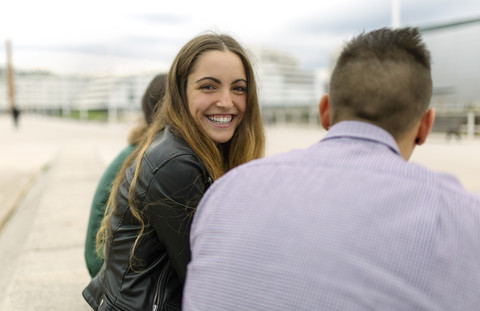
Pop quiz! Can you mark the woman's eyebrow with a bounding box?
[195,76,220,84]
[232,78,247,85]
[195,77,247,85]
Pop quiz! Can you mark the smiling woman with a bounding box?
[82,32,265,311]
[187,50,247,143]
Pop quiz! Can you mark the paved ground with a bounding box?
[0,115,129,310]
[0,114,478,310]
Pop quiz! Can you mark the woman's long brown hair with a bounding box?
[96,33,265,266]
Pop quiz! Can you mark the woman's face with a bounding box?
[186,50,247,144]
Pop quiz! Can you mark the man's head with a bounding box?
[322,27,433,141]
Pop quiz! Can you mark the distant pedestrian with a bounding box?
[84,73,167,278]
[82,32,265,310]
[183,27,480,311]
[12,106,20,128]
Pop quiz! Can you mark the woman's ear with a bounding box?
[319,94,330,131]
[415,108,435,145]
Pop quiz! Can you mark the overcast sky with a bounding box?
[1,0,479,75]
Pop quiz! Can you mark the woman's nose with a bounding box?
[216,89,234,108]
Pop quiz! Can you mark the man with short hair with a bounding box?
[183,27,480,310]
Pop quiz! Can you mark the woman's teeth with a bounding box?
[208,115,232,125]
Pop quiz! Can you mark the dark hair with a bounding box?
[142,74,167,125]
[329,27,432,138]
[128,74,167,145]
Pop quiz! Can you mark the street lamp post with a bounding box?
[391,0,401,28]
[6,39,15,112]
[6,39,20,127]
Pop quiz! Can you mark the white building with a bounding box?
[251,47,323,125]
[2,47,325,125]
[0,69,160,121]
[420,17,480,135]
[421,18,480,112]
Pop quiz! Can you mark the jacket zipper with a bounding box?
[152,260,172,311]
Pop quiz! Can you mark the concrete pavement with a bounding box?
[0,114,478,310]
[0,114,129,310]
[0,147,101,310]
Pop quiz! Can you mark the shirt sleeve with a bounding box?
[143,154,209,283]
[84,144,136,278]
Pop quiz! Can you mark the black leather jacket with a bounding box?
[83,127,212,311]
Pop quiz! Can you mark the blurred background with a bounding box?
[0,0,479,134]
[1,3,479,308]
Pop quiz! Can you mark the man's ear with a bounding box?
[416,108,435,145]
[319,94,330,131]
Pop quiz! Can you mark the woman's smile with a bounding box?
[206,114,234,126]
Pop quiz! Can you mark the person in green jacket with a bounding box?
[84,74,167,278]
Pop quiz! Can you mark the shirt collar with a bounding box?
[322,121,401,156]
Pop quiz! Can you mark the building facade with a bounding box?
[1,47,323,125]
[421,18,480,113]
[252,47,322,125]
[6,19,478,132]
[0,69,159,121]
[420,17,480,135]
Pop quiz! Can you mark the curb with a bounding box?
[0,164,51,234]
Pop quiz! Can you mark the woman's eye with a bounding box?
[200,84,215,90]
[233,86,247,93]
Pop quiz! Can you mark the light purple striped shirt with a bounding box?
[184,121,480,311]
